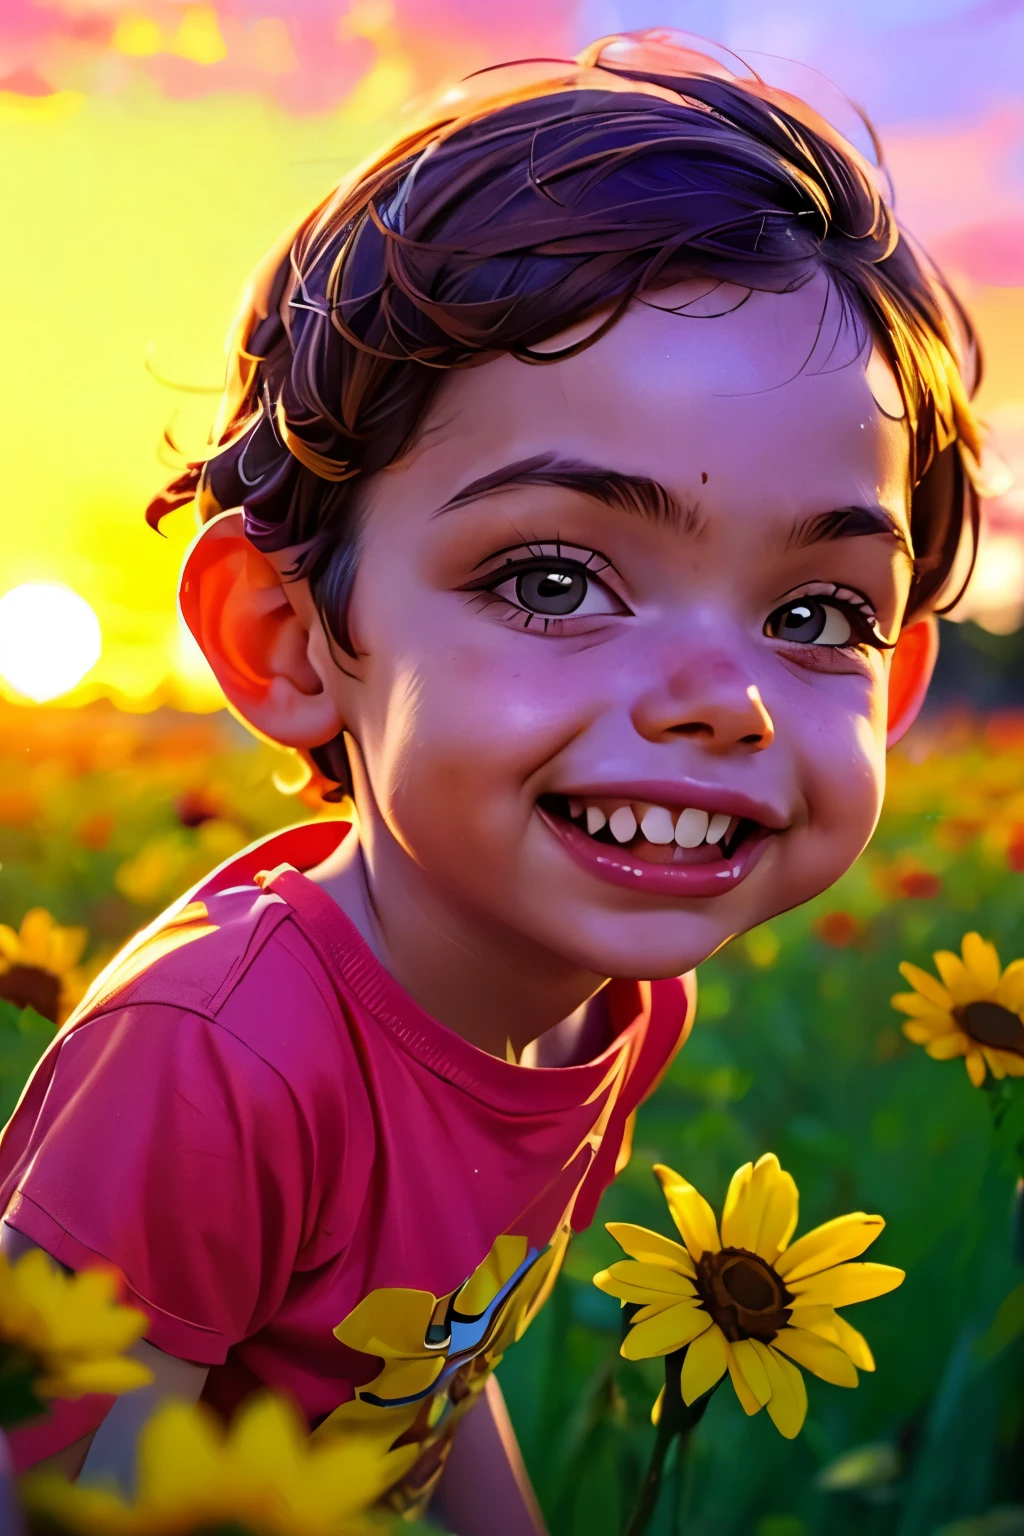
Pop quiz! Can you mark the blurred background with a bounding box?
[1,3,1023,1534]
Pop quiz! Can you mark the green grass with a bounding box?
[1,700,1022,1536]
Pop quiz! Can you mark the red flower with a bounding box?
[813,912,863,947]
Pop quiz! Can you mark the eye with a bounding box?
[488,560,622,619]
[764,598,853,646]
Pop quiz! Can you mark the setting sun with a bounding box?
[0,583,103,703]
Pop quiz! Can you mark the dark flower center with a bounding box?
[955,1001,1024,1056]
[0,964,60,1023]
[695,1247,792,1344]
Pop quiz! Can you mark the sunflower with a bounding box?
[0,1248,152,1403]
[0,907,88,1025]
[21,1393,400,1535]
[892,931,1024,1088]
[594,1154,903,1439]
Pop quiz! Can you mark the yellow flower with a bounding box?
[594,1154,903,1439]
[892,931,1024,1088]
[22,1393,398,1535]
[0,1249,152,1400]
[0,907,89,1025]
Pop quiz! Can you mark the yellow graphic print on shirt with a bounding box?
[314,1226,570,1517]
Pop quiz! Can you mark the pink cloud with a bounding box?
[933,220,1024,287]
[0,0,577,113]
[883,108,1024,244]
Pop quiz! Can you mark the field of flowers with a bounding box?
[0,698,1022,1536]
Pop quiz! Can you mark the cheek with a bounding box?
[355,628,593,838]
[790,680,886,852]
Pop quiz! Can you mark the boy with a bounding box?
[0,29,979,1536]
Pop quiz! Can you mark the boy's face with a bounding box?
[310,275,914,978]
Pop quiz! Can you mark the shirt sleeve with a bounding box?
[2,1002,311,1365]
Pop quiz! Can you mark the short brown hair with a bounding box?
[151,32,982,791]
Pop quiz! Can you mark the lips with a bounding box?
[536,784,781,898]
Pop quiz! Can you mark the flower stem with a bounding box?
[623,1347,717,1536]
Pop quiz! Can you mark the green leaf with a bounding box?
[0,1003,55,1123]
[976,1282,1024,1362]
[0,1358,45,1431]
[934,1509,1024,1536]
[815,1441,901,1492]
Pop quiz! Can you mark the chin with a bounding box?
[520,904,739,981]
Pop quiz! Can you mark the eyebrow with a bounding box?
[786,505,913,561]
[432,453,702,533]
[434,453,913,563]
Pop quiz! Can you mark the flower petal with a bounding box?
[902,1019,955,1045]
[995,960,1024,1013]
[654,1165,720,1261]
[627,1302,665,1324]
[720,1162,753,1249]
[983,1049,1007,1080]
[772,1326,859,1387]
[775,1214,884,1281]
[826,1312,876,1372]
[721,1153,798,1262]
[755,1342,808,1438]
[137,1400,225,1506]
[788,1262,905,1308]
[18,909,55,970]
[998,1050,1024,1077]
[933,949,983,1005]
[961,932,1001,993]
[729,1338,771,1411]
[791,1305,875,1371]
[595,1260,697,1304]
[680,1322,728,1404]
[38,1357,154,1398]
[925,1032,970,1060]
[890,1001,957,1038]
[229,1394,302,1484]
[897,962,953,1010]
[604,1223,696,1276]
[890,992,952,1021]
[965,1050,988,1087]
[621,1301,711,1360]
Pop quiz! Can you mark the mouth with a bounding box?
[536,789,778,899]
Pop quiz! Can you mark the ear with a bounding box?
[886,615,938,749]
[179,511,344,748]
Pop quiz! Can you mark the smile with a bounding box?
[536,786,780,898]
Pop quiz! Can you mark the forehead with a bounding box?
[402,276,911,531]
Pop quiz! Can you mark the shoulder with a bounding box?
[69,881,348,1083]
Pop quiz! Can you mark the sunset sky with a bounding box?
[1,0,1022,709]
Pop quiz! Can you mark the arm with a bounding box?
[430,1375,548,1536]
[78,1339,207,1492]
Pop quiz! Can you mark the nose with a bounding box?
[631,651,775,755]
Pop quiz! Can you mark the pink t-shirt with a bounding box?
[0,821,690,1511]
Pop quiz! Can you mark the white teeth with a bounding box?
[675,807,710,848]
[579,799,738,850]
[705,812,731,845]
[608,806,638,844]
[640,806,675,844]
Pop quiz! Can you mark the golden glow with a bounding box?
[0,78,1019,715]
[0,585,102,703]
[0,89,402,712]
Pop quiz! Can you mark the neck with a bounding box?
[308,816,608,1059]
